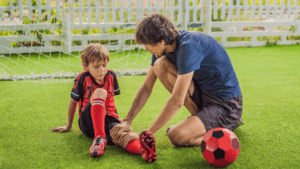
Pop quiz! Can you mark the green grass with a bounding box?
[1,44,300,168]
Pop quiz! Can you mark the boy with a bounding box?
[51,43,156,162]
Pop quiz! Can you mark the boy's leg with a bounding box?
[106,115,142,155]
[109,124,157,163]
[116,131,157,163]
[106,117,142,155]
[89,88,108,157]
[90,88,107,138]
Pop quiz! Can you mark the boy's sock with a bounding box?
[125,139,142,155]
[91,98,106,138]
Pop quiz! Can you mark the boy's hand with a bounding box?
[110,121,132,143]
[51,125,71,133]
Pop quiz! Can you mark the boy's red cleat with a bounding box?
[139,130,157,163]
[89,136,107,157]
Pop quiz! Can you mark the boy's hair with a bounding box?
[81,43,110,70]
[135,14,179,45]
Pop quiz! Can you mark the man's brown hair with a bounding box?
[135,14,179,45]
[81,43,110,70]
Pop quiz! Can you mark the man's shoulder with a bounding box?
[177,31,201,48]
[178,30,215,45]
[177,31,223,57]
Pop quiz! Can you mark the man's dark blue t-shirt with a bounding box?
[151,30,241,99]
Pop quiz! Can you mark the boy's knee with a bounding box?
[92,88,107,100]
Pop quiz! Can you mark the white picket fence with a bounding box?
[209,0,300,47]
[0,0,300,54]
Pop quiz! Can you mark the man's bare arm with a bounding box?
[147,71,194,134]
[110,67,157,141]
[123,67,157,124]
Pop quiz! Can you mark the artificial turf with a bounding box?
[0,44,300,168]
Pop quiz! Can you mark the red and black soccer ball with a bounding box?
[201,128,240,167]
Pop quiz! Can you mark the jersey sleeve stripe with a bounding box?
[71,92,79,97]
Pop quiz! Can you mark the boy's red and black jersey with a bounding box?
[71,70,120,119]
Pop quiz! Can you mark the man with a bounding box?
[111,14,243,151]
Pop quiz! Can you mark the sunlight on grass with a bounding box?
[1,45,300,168]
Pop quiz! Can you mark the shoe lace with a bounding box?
[93,137,105,146]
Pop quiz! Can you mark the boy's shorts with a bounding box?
[78,101,120,145]
[191,79,243,132]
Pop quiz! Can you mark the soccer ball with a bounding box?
[201,128,240,167]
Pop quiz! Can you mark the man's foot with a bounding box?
[166,125,174,133]
[89,136,107,157]
[238,118,244,126]
[140,130,157,163]
[166,124,179,133]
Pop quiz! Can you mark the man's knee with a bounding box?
[168,127,189,146]
[168,116,207,146]
[91,88,107,101]
[153,55,169,76]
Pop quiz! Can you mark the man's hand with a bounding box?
[110,121,132,144]
[51,125,71,133]
[114,132,139,149]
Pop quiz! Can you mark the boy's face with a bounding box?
[87,59,108,83]
[144,41,166,59]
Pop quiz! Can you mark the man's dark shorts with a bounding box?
[78,101,120,145]
[191,79,243,132]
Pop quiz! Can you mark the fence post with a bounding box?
[163,0,167,16]
[9,0,14,20]
[204,0,212,35]
[62,12,71,54]
[138,0,144,21]
[296,22,300,34]
[182,0,188,30]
